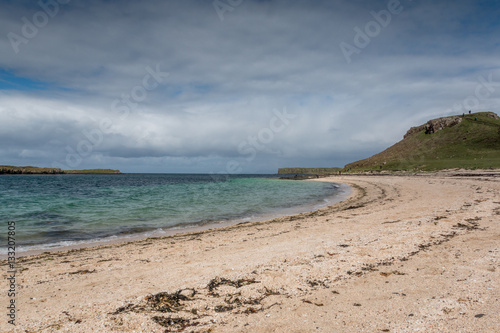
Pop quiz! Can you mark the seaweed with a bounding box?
[382,220,401,224]
[152,316,199,332]
[214,305,234,312]
[110,289,196,315]
[346,204,365,210]
[145,289,196,313]
[68,269,96,275]
[207,277,259,293]
[224,292,242,305]
[307,279,330,288]
[302,299,324,306]
[263,287,281,296]
[111,277,276,331]
[111,303,143,315]
[450,216,484,231]
[241,307,260,314]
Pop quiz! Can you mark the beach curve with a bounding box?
[1,172,499,332]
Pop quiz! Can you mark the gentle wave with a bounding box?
[0,174,348,255]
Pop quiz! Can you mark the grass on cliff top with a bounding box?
[346,112,500,172]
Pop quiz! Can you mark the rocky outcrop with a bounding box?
[404,116,462,138]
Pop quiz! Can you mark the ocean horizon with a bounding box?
[0,173,348,255]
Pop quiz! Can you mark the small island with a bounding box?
[0,165,122,175]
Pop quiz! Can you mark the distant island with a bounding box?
[279,111,500,174]
[0,166,122,175]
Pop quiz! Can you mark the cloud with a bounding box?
[0,0,499,172]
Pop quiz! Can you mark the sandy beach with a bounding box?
[1,172,499,332]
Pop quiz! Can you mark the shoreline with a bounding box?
[1,181,351,259]
[1,173,498,332]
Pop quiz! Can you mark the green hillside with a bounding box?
[346,112,500,171]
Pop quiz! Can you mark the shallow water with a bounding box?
[0,174,345,254]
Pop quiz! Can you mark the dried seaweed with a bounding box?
[241,307,260,314]
[152,316,199,332]
[111,289,195,315]
[346,204,365,210]
[145,289,195,313]
[111,277,279,331]
[302,299,324,306]
[207,277,259,292]
[263,287,281,296]
[453,222,479,230]
[214,305,234,312]
[68,269,96,275]
[307,279,330,288]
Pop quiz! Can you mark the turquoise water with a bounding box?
[0,174,345,254]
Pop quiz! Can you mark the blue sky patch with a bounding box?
[0,69,50,91]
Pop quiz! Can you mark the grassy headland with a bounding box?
[278,112,500,174]
[346,112,500,172]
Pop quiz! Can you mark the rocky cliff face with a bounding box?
[404,115,463,138]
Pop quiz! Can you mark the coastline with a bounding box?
[1,172,499,332]
[0,181,351,259]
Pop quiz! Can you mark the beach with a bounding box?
[1,172,499,332]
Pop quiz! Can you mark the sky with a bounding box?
[0,0,499,173]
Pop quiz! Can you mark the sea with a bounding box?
[0,174,348,255]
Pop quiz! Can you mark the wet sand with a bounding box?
[1,172,499,332]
